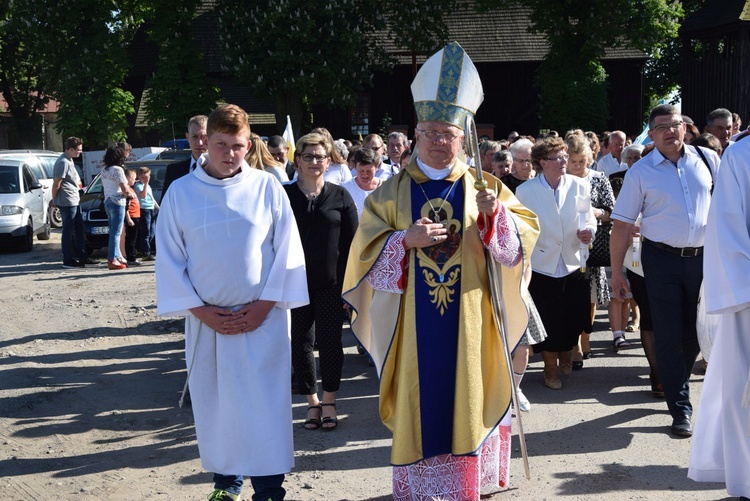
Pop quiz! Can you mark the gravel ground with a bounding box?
[0,231,731,500]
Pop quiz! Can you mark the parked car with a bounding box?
[0,159,51,251]
[80,159,174,255]
[0,150,70,228]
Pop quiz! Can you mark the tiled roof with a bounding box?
[379,3,645,64]
[680,0,749,34]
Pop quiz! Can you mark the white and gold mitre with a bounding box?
[411,42,484,128]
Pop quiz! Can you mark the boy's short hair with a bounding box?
[65,137,83,150]
[207,104,250,138]
[125,169,137,178]
[138,166,151,175]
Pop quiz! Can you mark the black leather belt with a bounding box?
[643,238,703,257]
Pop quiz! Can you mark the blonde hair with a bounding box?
[245,134,283,170]
[565,133,593,164]
[311,127,346,164]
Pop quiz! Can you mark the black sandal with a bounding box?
[321,402,338,431]
[304,405,322,430]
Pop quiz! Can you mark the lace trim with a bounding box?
[366,231,406,293]
[392,425,511,500]
[479,205,522,267]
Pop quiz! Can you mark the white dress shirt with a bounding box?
[612,145,720,248]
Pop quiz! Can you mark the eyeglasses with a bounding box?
[417,128,461,143]
[513,157,532,164]
[543,154,569,162]
[299,154,329,163]
[650,121,684,133]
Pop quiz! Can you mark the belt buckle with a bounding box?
[680,247,695,257]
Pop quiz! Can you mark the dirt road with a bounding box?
[0,232,729,500]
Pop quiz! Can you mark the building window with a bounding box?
[350,94,369,137]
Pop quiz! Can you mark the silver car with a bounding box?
[0,159,51,251]
[0,150,66,228]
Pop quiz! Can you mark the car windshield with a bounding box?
[0,166,20,193]
[85,162,168,202]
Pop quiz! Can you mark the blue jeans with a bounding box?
[59,205,86,262]
[138,208,155,256]
[641,240,702,420]
[104,198,126,261]
[213,473,285,500]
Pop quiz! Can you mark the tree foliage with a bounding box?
[8,1,149,147]
[0,9,50,147]
[480,0,682,131]
[142,0,221,137]
[216,0,395,134]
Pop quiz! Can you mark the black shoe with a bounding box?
[572,361,584,371]
[81,256,99,265]
[127,260,142,266]
[671,416,693,437]
[62,259,84,269]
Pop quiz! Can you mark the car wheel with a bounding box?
[50,203,63,228]
[38,212,51,240]
[19,221,33,252]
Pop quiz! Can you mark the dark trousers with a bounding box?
[213,473,285,500]
[138,208,155,256]
[124,217,139,262]
[641,240,702,420]
[59,205,86,261]
[291,286,344,395]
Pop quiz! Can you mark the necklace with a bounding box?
[417,178,460,224]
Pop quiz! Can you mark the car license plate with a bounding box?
[91,226,109,235]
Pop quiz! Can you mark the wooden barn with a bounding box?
[679,0,750,128]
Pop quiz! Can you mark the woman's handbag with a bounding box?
[588,222,611,267]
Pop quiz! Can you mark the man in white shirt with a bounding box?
[610,104,720,438]
[594,130,626,177]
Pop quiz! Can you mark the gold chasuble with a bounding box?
[343,159,539,465]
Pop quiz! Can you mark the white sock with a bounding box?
[513,372,524,389]
[613,330,625,340]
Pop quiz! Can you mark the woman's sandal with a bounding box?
[321,402,338,431]
[614,335,631,352]
[304,405,322,430]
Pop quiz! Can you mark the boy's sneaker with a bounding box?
[127,260,142,266]
[62,259,84,269]
[142,255,155,261]
[208,489,238,501]
[81,257,99,265]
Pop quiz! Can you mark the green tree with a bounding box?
[13,0,148,147]
[0,9,49,148]
[142,0,221,137]
[215,0,393,135]
[479,0,682,131]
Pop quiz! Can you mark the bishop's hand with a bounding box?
[404,217,448,249]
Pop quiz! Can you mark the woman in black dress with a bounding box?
[283,133,359,431]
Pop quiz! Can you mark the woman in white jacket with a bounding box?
[516,136,597,389]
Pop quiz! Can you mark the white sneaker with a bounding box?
[516,388,531,412]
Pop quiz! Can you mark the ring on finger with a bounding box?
[431,236,438,242]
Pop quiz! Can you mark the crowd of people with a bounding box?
[65,42,746,501]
